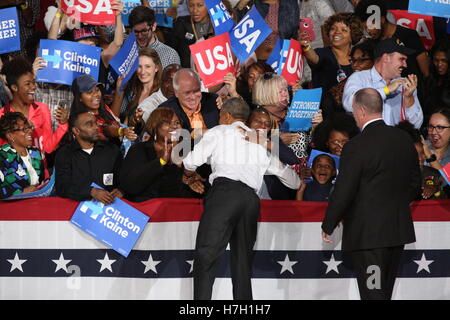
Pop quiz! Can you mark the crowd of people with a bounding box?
[0,0,449,203]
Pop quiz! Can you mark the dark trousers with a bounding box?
[350,245,404,300]
[193,177,260,300]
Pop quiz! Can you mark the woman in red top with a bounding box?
[0,56,68,155]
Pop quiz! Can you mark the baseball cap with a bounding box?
[374,37,415,58]
[72,74,103,94]
[73,25,99,42]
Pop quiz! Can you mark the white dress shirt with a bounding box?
[183,121,300,192]
[342,66,423,129]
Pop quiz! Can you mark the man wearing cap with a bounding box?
[342,37,423,129]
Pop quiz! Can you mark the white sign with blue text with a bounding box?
[70,184,149,257]
[281,88,322,132]
[37,39,101,85]
[408,0,450,19]
[110,32,139,93]
[229,6,272,63]
[0,7,20,54]
[205,0,234,35]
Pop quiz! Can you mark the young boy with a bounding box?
[297,154,337,201]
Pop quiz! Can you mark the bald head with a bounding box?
[173,68,201,91]
[352,88,383,129]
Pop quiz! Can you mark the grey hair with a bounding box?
[221,97,250,121]
[172,68,201,91]
[353,88,383,114]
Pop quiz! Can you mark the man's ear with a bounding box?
[72,126,80,136]
[151,22,157,33]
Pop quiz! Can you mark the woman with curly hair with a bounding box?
[299,12,363,93]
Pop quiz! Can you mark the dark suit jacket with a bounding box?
[321,120,421,251]
[158,93,219,133]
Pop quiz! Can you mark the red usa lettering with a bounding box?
[63,0,113,15]
[195,43,234,75]
[397,18,432,40]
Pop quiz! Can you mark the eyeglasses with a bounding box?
[349,58,372,64]
[11,125,34,133]
[427,125,450,133]
[133,27,151,36]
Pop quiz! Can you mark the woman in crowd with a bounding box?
[422,39,450,120]
[321,39,376,119]
[0,112,45,199]
[111,47,163,133]
[236,61,274,110]
[252,72,322,167]
[299,12,363,93]
[247,107,299,200]
[69,74,136,143]
[423,109,450,170]
[119,107,203,202]
[0,57,68,158]
[311,112,359,157]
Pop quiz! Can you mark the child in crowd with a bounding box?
[296,154,336,201]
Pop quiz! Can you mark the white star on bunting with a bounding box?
[97,252,116,273]
[277,254,298,274]
[7,252,27,272]
[414,253,434,274]
[141,254,161,274]
[323,254,343,274]
[52,253,72,273]
[186,260,194,273]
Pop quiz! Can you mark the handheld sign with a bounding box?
[0,7,20,54]
[110,32,139,93]
[281,88,322,132]
[70,184,149,257]
[408,0,450,19]
[266,37,283,73]
[388,10,435,50]
[190,32,234,88]
[148,0,172,7]
[439,163,450,186]
[37,39,101,85]
[61,0,116,25]
[280,39,303,85]
[155,12,174,28]
[204,0,234,35]
[229,6,272,63]
[277,39,291,75]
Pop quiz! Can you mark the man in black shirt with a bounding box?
[55,110,123,204]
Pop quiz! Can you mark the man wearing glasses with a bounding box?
[342,38,423,129]
[129,6,181,69]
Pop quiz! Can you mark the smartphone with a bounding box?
[299,18,316,41]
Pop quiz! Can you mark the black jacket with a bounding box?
[120,141,198,202]
[322,120,421,251]
[158,93,220,132]
[55,140,122,201]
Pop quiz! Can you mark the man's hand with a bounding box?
[111,188,124,199]
[403,74,418,98]
[90,187,115,205]
[322,231,333,243]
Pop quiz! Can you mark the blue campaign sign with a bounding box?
[37,39,101,85]
[122,1,141,27]
[266,37,283,73]
[447,19,450,34]
[408,0,450,19]
[281,88,322,132]
[229,6,272,63]
[70,184,149,257]
[109,32,139,93]
[148,0,172,8]
[0,7,20,54]
[156,13,174,28]
[308,149,340,170]
[205,0,234,35]
[277,39,291,75]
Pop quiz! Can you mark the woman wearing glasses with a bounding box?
[0,112,45,199]
[422,109,450,170]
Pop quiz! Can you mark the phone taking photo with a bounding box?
[299,18,316,41]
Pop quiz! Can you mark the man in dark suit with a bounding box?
[321,88,421,300]
[158,68,219,137]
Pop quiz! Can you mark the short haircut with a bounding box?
[312,154,336,169]
[129,5,155,28]
[0,112,29,140]
[68,109,92,132]
[322,12,363,46]
[221,98,250,121]
[252,73,287,106]
[146,107,181,139]
[172,68,201,91]
[395,121,420,144]
[353,88,383,114]
[1,56,33,90]
[354,0,387,22]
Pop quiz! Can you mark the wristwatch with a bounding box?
[426,154,437,163]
